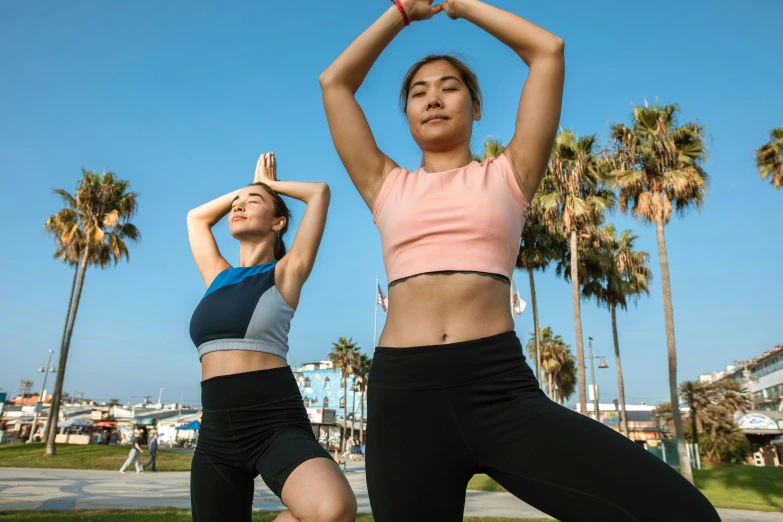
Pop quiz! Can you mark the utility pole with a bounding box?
[589,337,599,419]
[27,351,55,443]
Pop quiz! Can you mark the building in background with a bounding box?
[698,344,783,467]
[700,344,783,412]
[574,403,663,444]
[294,361,366,423]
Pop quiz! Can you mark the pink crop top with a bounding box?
[372,154,530,284]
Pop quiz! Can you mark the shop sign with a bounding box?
[738,413,778,431]
[307,408,336,424]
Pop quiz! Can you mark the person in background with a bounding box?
[143,432,159,472]
[120,428,144,474]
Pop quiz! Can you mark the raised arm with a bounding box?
[254,154,330,309]
[319,0,442,210]
[186,191,237,289]
[444,0,564,203]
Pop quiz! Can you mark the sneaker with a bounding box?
[136,470,143,474]
[119,470,125,474]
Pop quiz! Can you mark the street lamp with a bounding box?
[27,350,56,443]
[587,337,609,421]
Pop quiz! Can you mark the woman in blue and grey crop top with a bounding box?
[187,152,356,522]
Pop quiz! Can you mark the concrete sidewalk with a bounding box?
[0,465,780,521]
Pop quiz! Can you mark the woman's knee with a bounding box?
[311,491,357,522]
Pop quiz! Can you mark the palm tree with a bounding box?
[352,353,372,446]
[526,327,576,404]
[552,348,577,405]
[475,137,566,388]
[20,380,34,398]
[329,337,359,452]
[473,136,505,163]
[607,101,708,483]
[538,130,613,415]
[43,170,140,455]
[582,225,652,437]
[42,195,85,444]
[517,201,567,388]
[755,127,783,189]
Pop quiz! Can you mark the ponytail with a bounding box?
[250,182,291,261]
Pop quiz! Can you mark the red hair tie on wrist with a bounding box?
[391,0,410,26]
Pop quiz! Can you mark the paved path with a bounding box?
[0,465,780,521]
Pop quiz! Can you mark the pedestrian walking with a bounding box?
[143,432,159,472]
[119,428,144,474]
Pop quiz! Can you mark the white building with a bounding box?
[714,345,783,412]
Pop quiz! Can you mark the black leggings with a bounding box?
[190,367,332,522]
[366,332,720,522]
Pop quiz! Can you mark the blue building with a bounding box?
[294,361,366,421]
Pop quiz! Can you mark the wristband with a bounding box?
[391,0,410,26]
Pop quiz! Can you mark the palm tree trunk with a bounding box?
[46,249,89,456]
[350,382,356,439]
[690,398,698,442]
[611,304,630,438]
[570,230,588,415]
[655,216,693,483]
[342,374,348,453]
[528,268,543,389]
[548,372,554,398]
[43,263,79,446]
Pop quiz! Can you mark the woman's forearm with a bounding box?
[263,180,330,205]
[456,1,564,65]
[318,6,406,93]
[187,190,241,228]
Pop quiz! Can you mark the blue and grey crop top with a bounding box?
[190,261,295,360]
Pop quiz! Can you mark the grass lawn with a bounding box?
[696,463,783,512]
[0,510,552,521]
[468,463,783,512]
[0,444,192,472]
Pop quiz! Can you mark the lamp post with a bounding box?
[27,350,56,443]
[588,337,609,421]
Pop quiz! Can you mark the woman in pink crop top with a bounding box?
[320,1,720,521]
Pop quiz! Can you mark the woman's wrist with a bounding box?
[391,1,410,26]
[448,0,480,21]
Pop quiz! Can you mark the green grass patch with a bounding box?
[468,464,783,513]
[467,474,507,493]
[695,463,783,512]
[0,444,192,472]
[0,510,551,521]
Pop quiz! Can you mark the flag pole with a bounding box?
[373,276,379,351]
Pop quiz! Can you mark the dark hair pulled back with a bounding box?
[250,182,291,260]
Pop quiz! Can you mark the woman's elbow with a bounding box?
[547,37,565,57]
[186,209,205,227]
[319,70,336,89]
[318,182,331,201]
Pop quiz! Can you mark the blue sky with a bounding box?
[1,0,781,408]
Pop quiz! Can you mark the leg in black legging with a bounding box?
[451,363,721,522]
[366,385,476,522]
[190,451,255,522]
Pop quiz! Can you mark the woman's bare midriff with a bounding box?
[378,272,515,348]
[201,351,288,381]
